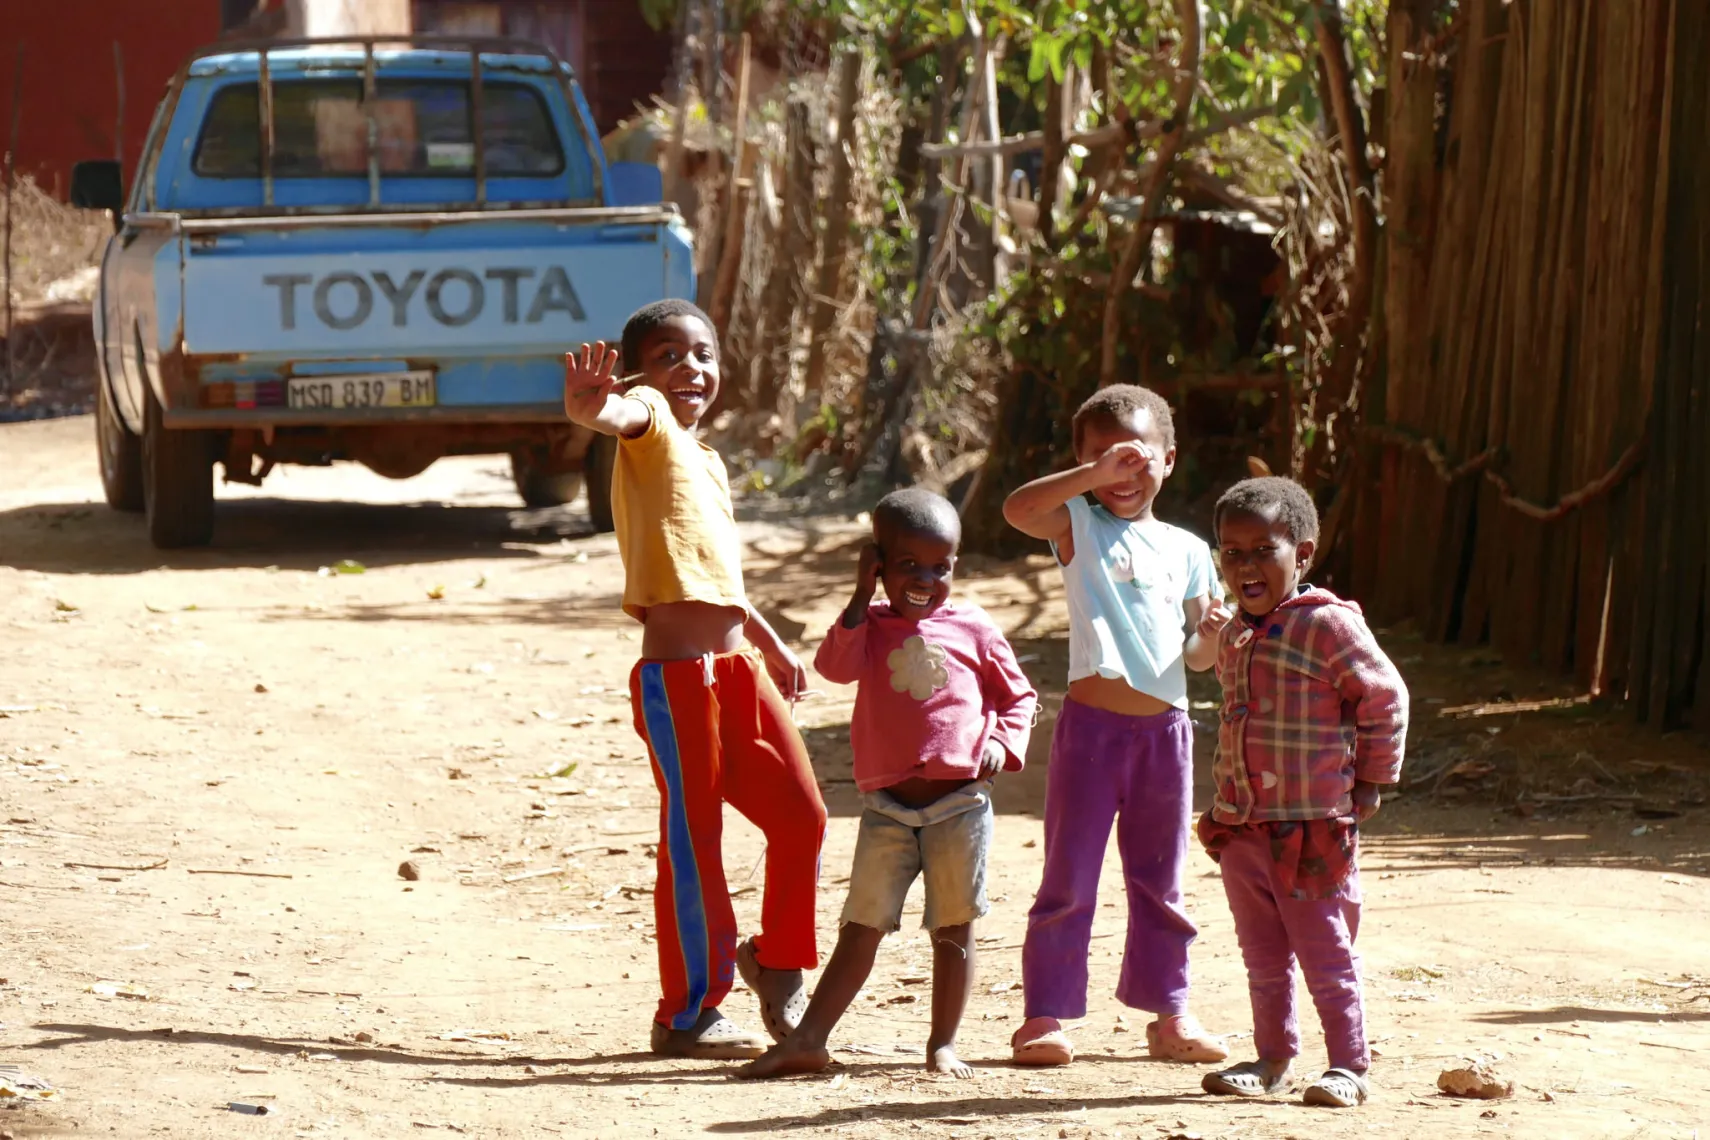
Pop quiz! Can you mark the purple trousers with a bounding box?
[1219,826,1367,1070]
[1022,700,1196,1019]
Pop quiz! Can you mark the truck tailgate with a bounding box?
[173,208,691,413]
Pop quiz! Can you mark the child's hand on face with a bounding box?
[854,542,883,603]
[563,340,622,420]
[1197,597,1234,641]
[1090,440,1153,487]
[978,739,1006,780]
[1352,779,1382,822]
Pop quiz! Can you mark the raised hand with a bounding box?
[839,542,884,629]
[1089,439,1153,486]
[855,542,883,601]
[1197,597,1234,641]
[563,340,622,424]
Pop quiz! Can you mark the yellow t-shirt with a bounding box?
[611,385,747,622]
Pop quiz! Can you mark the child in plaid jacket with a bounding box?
[1196,477,1408,1110]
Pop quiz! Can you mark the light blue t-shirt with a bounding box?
[1053,495,1216,709]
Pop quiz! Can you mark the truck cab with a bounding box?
[71,35,694,548]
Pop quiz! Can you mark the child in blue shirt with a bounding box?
[1002,384,1231,1068]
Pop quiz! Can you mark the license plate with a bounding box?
[285,371,436,410]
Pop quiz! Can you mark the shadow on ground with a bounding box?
[0,498,602,575]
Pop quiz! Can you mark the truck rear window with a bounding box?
[193,79,564,178]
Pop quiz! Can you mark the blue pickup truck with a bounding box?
[70,35,694,548]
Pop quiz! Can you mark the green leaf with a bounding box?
[1276,66,1315,115]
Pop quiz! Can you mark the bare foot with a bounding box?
[737,1039,833,1080]
[927,1045,976,1079]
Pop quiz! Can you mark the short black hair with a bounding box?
[1072,384,1176,453]
[1214,476,1320,545]
[621,299,717,372]
[873,487,961,548]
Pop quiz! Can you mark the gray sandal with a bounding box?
[649,1008,767,1060]
[1202,1061,1291,1098]
[736,937,807,1043]
[1302,1067,1370,1107]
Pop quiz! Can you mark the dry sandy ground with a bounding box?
[1,414,1707,1140]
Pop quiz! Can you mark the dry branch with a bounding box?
[918,101,1276,160]
[707,34,754,338]
[64,858,168,872]
[1099,0,1204,387]
[799,49,863,412]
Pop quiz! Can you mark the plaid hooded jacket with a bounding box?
[1208,586,1409,825]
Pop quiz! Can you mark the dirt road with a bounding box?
[2,414,1706,1139]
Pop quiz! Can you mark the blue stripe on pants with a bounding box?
[638,662,712,1030]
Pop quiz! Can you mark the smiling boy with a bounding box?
[562,300,828,1059]
[741,489,1038,1079]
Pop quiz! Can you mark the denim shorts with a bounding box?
[840,779,993,933]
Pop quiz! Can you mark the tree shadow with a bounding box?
[1469,1005,1710,1026]
[0,497,597,576]
[1359,822,1710,878]
[24,1022,590,1067]
[421,1059,921,1091]
[254,591,633,630]
[23,1023,753,1082]
[702,1090,1209,1133]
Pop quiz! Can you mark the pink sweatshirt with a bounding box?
[814,602,1039,793]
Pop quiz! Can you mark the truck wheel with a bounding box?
[584,432,616,533]
[142,387,215,549]
[510,448,583,508]
[96,375,144,512]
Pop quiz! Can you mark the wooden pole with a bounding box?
[706,32,752,340]
[1098,0,1203,389]
[661,0,695,215]
[797,47,862,419]
[751,100,815,413]
[3,43,22,398]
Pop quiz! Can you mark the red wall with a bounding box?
[0,0,223,197]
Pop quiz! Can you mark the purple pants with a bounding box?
[1022,700,1196,1019]
[1219,826,1368,1070]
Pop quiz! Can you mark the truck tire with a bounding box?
[584,431,616,533]
[96,375,145,512]
[142,386,216,549]
[510,447,584,508]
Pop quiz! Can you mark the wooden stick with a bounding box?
[706,32,752,339]
[502,867,565,883]
[65,857,168,872]
[1100,0,1203,387]
[2,42,21,396]
[188,868,294,879]
[919,102,1278,160]
[799,47,863,413]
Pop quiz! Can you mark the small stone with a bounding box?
[254,683,269,694]
[398,860,421,882]
[355,1031,374,1043]
[1438,1061,1515,1099]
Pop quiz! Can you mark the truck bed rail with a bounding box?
[122,204,681,232]
[160,33,600,212]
